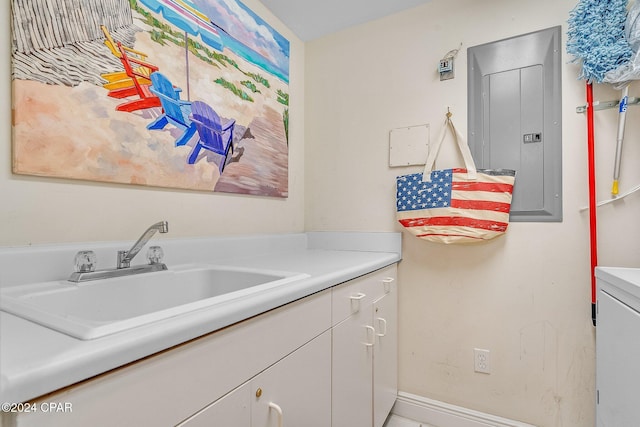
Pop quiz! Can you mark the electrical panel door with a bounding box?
[468,27,562,222]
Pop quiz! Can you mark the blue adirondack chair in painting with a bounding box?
[188,101,236,173]
[147,72,196,147]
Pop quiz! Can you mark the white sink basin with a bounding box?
[0,264,309,339]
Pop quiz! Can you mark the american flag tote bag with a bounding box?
[396,117,516,244]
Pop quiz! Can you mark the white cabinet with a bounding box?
[332,265,398,427]
[7,290,332,427]
[180,331,331,427]
[596,267,640,427]
[251,330,331,427]
[4,264,397,427]
[332,295,374,426]
[373,287,398,427]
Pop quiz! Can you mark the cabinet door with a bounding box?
[252,331,331,427]
[332,302,374,427]
[373,279,397,427]
[177,383,251,427]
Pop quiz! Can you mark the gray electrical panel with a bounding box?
[468,26,562,222]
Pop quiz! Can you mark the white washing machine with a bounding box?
[595,267,640,427]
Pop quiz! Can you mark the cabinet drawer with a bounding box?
[332,265,396,325]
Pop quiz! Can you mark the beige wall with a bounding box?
[305,0,640,426]
[0,0,305,246]
[3,0,640,426]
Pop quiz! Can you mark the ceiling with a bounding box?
[259,0,433,41]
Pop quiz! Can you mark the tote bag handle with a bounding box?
[422,116,477,182]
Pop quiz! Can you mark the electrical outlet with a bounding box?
[474,348,491,374]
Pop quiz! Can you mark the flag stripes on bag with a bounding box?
[395,114,516,244]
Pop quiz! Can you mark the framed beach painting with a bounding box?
[11,0,290,197]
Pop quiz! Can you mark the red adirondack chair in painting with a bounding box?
[188,101,236,173]
[113,42,161,112]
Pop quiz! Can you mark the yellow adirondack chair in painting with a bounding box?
[100,25,154,95]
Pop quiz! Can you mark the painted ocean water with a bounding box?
[139,0,290,83]
[219,31,290,84]
[195,0,290,84]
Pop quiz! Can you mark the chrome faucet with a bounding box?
[68,221,169,283]
[117,221,168,269]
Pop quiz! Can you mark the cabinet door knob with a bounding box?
[256,387,262,398]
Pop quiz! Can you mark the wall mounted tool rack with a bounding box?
[576,96,639,113]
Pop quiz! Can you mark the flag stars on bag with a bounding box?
[396,171,453,212]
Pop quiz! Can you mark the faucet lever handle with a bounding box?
[147,246,164,265]
[74,251,97,273]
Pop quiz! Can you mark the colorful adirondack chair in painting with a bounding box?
[113,42,161,112]
[99,25,153,96]
[188,101,236,173]
[147,72,196,147]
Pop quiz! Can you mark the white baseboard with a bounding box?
[392,392,537,427]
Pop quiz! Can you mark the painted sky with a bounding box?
[194,0,290,78]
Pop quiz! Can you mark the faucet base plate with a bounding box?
[68,263,168,283]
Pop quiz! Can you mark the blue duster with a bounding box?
[567,0,634,83]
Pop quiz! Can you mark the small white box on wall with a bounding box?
[389,124,429,167]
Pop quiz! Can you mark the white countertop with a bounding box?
[0,232,401,403]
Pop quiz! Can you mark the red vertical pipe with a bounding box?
[586,82,598,326]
